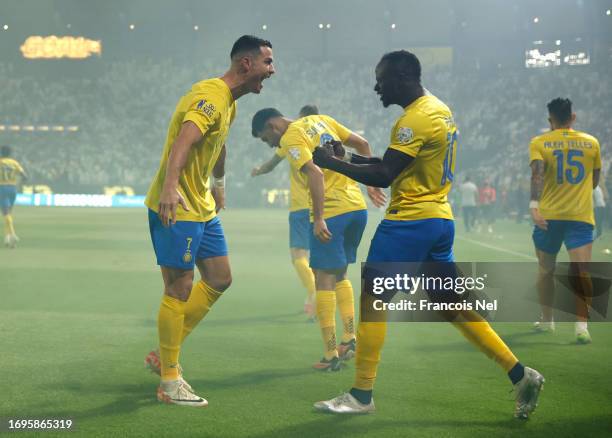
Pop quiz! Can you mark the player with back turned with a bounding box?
[311,50,544,419]
[529,98,601,344]
[143,35,274,407]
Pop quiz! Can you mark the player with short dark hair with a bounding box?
[312,50,544,419]
[143,35,274,407]
[252,105,386,321]
[298,104,319,118]
[252,108,385,371]
[0,145,27,248]
[529,98,601,344]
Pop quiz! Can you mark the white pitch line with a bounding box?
[456,236,537,261]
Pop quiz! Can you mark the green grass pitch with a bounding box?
[1,207,611,437]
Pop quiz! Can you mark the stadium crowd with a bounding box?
[0,58,610,216]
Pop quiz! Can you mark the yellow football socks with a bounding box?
[316,290,337,360]
[354,321,387,390]
[181,280,223,342]
[452,312,518,372]
[293,257,316,303]
[4,214,15,236]
[158,295,186,381]
[335,279,355,343]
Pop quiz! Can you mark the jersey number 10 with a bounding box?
[441,131,457,186]
[553,149,585,184]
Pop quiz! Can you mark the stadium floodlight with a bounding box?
[533,17,539,23]
[607,9,611,16]
[193,25,199,31]
[391,23,396,29]
[129,24,135,30]
[3,24,7,30]
[262,24,267,30]
[555,40,561,46]
[326,23,331,29]
[318,23,323,29]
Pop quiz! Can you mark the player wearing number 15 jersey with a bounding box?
[529,98,601,344]
[312,50,544,419]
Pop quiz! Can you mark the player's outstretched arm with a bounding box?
[313,146,413,188]
[529,159,547,230]
[251,154,283,177]
[301,160,331,243]
[158,121,202,226]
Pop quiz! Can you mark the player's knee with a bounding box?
[166,276,194,301]
[208,273,232,292]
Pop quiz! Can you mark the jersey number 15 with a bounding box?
[553,149,585,184]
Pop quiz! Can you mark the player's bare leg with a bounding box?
[567,243,593,343]
[534,250,557,332]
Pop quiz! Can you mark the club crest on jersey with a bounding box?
[196,99,216,118]
[288,147,301,160]
[319,133,334,146]
[396,127,414,144]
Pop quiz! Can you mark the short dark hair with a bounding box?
[230,35,272,59]
[1,145,11,157]
[299,104,319,117]
[252,108,283,137]
[547,97,572,124]
[380,50,421,82]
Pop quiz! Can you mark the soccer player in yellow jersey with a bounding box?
[529,98,601,344]
[251,105,386,321]
[0,145,27,248]
[312,51,544,419]
[143,35,274,407]
[251,108,386,371]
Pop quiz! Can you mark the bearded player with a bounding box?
[312,50,544,419]
[143,35,274,406]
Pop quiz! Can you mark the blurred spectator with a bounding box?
[459,176,478,232]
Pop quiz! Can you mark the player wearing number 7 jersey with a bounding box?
[529,98,601,344]
[312,50,544,419]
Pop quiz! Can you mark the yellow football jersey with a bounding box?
[0,158,25,185]
[278,114,367,219]
[386,95,457,221]
[145,78,236,222]
[275,149,309,212]
[529,128,601,225]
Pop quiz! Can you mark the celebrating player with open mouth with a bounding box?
[144,35,274,407]
[311,50,545,419]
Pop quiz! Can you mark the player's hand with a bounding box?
[158,188,189,227]
[366,186,387,208]
[212,186,226,213]
[313,146,333,168]
[324,140,346,159]
[251,166,260,177]
[314,218,332,243]
[531,208,548,230]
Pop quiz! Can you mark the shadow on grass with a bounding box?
[140,311,308,329]
[248,413,612,438]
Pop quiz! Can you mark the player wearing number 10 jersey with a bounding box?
[529,98,601,344]
[312,50,544,419]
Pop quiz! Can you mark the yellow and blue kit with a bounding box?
[367,94,457,263]
[145,78,234,269]
[279,114,367,270]
[0,158,24,211]
[529,128,601,253]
